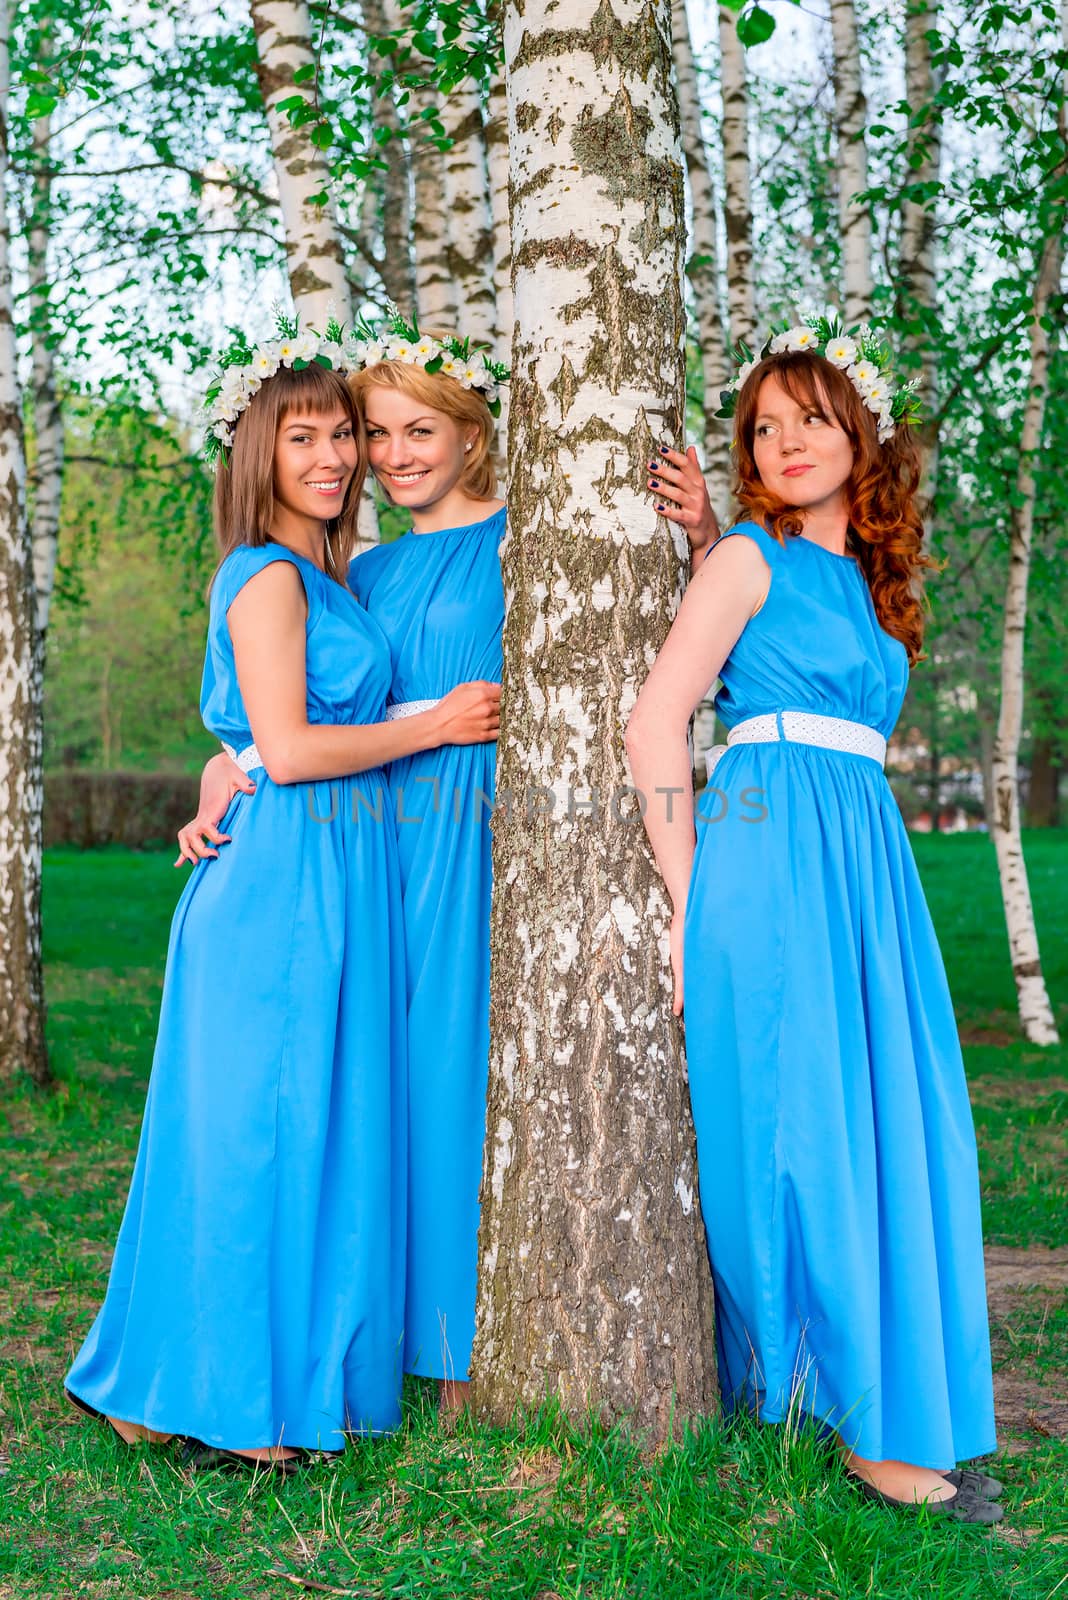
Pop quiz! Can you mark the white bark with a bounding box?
[28,99,62,638]
[471,0,717,1442]
[485,5,513,453]
[672,0,730,523]
[440,36,496,347]
[0,0,48,1084]
[717,6,755,349]
[249,0,352,324]
[829,0,872,324]
[899,0,942,523]
[363,0,415,310]
[989,27,1064,1047]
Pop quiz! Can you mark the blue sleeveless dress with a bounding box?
[66,544,408,1448]
[684,521,996,1468]
[350,507,504,1381]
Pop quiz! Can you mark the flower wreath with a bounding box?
[715,309,921,444]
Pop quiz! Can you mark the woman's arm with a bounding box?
[647,445,722,574]
[625,535,769,1013]
[228,562,498,785]
[174,751,256,867]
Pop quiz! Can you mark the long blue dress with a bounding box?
[350,506,504,1380]
[684,521,996,1468]
[66,543,408,1449]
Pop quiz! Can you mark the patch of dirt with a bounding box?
[970,1075,1068,1105]
[985,1245,1068,1294]
[992,1371,1068,1442]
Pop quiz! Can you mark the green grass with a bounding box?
[1,837,1066,1599]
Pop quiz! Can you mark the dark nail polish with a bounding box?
[655,503,665,511]
[659,445,669,455]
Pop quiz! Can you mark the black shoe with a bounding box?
[853,1475,1003,1524]
[178,1436,305,1477]
[944,1467,1004,1500]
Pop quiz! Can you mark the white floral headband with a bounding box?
[716,309,921,444]
[202,303,510,464]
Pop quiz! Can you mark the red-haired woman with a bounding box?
[626,323,1000,1521]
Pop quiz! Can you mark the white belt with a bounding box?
[385,699,441,720]
[704,711,886,777]
[222,740,264,774]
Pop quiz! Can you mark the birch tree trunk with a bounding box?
[249,1,378,545]
[440,38,496,347]
[672,0,730,522]
[249,0,352,322]
[363,0,415,310]
[989,195,1063,1044]
[28,93,62,637]
[899,0,942,525]
[411,83,458,324]
[717,6,755,349]
[0,0,49,1087]
[485,2,513,453]
[470,0,718,1444]
[829,0,872,325]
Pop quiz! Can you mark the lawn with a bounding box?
[0,834,1065,1599]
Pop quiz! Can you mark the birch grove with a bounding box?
[717,5,755,349]
[470,0,717,1441]
[0,0,48,1086]
[828,0,872,324]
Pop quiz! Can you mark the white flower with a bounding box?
[824,336,858,368]
[318,339,345,369]
[769,332,792,355]
[277,339,298,365]
[735,357,757,388]
[293,331,320,362]
[413,337,440,365]
[215,399,241,422]
[863,379,893,411]
[484,379,499,403]
[438,353,459,376]
[783,324,818,352]
[462,357,488,389]
[252,345,280,378]
[847,359,878,390]
[213,420,234,444]
[386,338,414,362]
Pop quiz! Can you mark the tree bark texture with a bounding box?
[27,98,62,638]
[485,2,514,454]
[899,0,942,525]
[249,0,353,323]
[470,0,719,1446]
[990,219,1062,1047]
[439,39,497,347]
[410,66,459,325]
[671,0,730,523]
[829,0,872,325]
[0,0,49,1087]
[716,6,755,349]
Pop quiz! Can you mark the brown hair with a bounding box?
[212,362,366,583]
[732,351,937,664]
[348,340,499,501]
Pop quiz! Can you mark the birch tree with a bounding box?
[471,0,718,1443]
[989,58,1064,1046]
[898,0,942,524]
[828,0,872,324]
[717,4,755,349]
[440,31,496,347]
[0,0,48,1087]
[485,4,513,456]
[672,0,731,521]
[27,83,61,637]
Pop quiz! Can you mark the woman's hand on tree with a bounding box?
[174,751,255,867]
[648,445,721,556]
[432,682,501,746]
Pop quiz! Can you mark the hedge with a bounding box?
[45,770,199,850]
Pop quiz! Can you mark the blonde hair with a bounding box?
[212,362,366,583]
[348,344,499,501]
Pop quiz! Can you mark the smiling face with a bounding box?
[271,405,358,532]
[751,372,856,515]
[362,384,478,518]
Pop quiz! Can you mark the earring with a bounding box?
[465,442,473,452]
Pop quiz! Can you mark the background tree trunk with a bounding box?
[990,218,1062,1046]
[1025,737,1061,829]
[0,0,49,1087]
[27,89,62,639]
[470,0,718,1445]
[440,31,496,347]
[408,42,459,326]
[898,0,942,527]
[829,0,872,325]
[717,6,755,350]
[672,0,731,522]
[485,2,513,459]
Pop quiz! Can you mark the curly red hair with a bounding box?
[732,351,936,664]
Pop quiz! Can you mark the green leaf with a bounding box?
[309,121,333,150]
[737,5,776,46]
[26,89,59,119]
[292,62,316,84]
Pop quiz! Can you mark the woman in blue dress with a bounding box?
[66,339,498,1469]
[626,320,1000,1521]
[183,316,507,1413]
